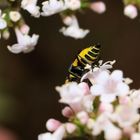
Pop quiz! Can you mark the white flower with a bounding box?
[90,70,129,103]
[56,82,93,113]
[0,10,7,30]
[7,27,39,54]
[56,82,87,104]
[104,121,122,140]
[38,125,65,140]
[21,0,40,17]
[92,113,110,135]
[112,102,140,128]
[9,11,21,22]
[81,60,116,83]
[41,0,66,16]
[60,15,89,39]
[65,0,81,10]
[90,1,106,14]
[92,113,122,139]
[124,5,137,19]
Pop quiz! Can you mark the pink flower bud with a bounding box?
[63,16,73,26]
[124,5,137,19]
[78,82,90,95]
[77,111,89,125]
[65,123,77,134]
[90,1,106,14]
[62,106,74,118]
[20,24,30,34]
[46,119,61,132]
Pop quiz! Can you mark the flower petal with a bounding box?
[100,94,116,103]
[90,84,104,96]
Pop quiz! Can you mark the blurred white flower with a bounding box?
[60,15,89,39]
[112,101,140,128]
[41,0,66,16]
[38,125,65,140]
[90,70,129,103]
[21,0,40,17]
[65,0,81,10]
[90,1,106,14]
[124,4,138,19]
[9,11,21,22]
[7,27,39,54]
[0,10,7,30]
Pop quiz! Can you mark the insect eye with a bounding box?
[95,43,101,48]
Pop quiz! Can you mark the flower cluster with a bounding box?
[38,60,140,140]
[0,0,106,54]
[0,0,40,54]
[0,0,140,54]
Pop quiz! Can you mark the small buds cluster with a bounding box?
[38,60,140,140]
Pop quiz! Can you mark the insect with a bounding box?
[66,44,101,83]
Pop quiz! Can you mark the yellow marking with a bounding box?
[77,55,86,66]
[79,47,92,58]
[73,59,78,67]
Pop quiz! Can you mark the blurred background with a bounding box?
[0,0,140,140]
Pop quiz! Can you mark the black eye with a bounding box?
[95,44,101,48]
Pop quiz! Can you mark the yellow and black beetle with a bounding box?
[66,44,101,83]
